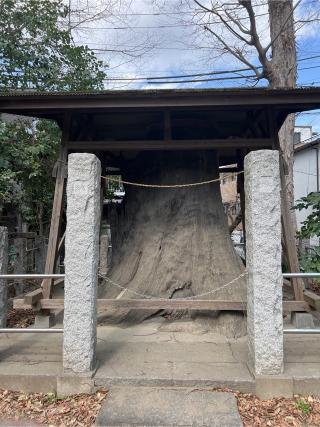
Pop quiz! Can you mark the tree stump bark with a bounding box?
[100,150,246,332]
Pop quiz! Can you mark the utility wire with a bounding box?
[102,55,320,83]
[73,12,269,31]
[99,53,320,78]
[69,0,318,21]
[106,66,258,81]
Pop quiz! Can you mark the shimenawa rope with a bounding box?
[98,271,248,300]
[102,171,243,189]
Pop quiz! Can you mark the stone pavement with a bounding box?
[96,387,243,427]
[0,319,319,397]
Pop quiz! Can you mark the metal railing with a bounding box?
[0,272,319,334]
[0,328,63,333]
[283,273,320,278]
[0,274,65,279]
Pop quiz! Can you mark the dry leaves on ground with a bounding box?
[235,392,320,427]
[1,387,320,426]
[6,309,35,328]
[0,389,107,427]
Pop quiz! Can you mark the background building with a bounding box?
[294,125,320,246]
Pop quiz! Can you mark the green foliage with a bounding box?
[295,399,311,415]
[43,391,62,404]
[0,118,60,229]
[0,0,106,91]
[293,192,320,273]
[299,246,320,274]
[106,175,124,200]
[0,0,107,231]
[294,192,320,240]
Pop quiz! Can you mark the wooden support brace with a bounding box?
[41,115,70,300]
[23,278,64,306]
[279,158,305,301]
[268,108,304,301]
[13,298,309,312]
[304,290,320,311]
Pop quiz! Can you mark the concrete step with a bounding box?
[96,386,243,427]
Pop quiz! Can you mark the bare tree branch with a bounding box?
[203,25,262,78]
[223,9,251,35]
[194,0,252,45]
[239,0,270,70]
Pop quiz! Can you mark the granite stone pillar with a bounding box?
[245,150,283,375]
[63,153,101,374]
[0,227,8,327]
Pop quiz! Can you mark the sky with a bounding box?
[69,0,320,134]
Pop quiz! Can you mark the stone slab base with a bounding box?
[0,375,57,394]
[34,314,55,329]
[94,375,255,394]
[255,375,293,399]
[57,375,94,398]
[95,387,243,427]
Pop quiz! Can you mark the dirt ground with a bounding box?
[0,388,319,427]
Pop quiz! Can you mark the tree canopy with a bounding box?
[0,0,106,91]
[0,0,107,232]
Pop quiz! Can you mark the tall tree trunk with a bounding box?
[100,150,246,332]
[268,0,297,225]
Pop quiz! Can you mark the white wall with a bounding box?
[294,145,319,239]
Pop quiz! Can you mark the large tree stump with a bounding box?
[100,150,246,332]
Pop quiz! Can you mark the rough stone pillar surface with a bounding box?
[63,153,101,374]
[245,150,283,375]
[99,234,109,276]
[0,227,8,327]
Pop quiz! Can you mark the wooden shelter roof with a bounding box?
[1,88,320,161]
[1,88,320,122]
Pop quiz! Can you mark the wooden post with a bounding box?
[279,158,304,301]
[42,115,70,299]
[237,150,246,251]
[268,109,304,301]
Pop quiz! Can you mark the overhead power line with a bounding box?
[142,62,320,84]
[72,12,269,31]
[70,0,319,31]
[106,65,258,81]
[102,54,320,83]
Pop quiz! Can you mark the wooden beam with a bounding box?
[236,150,246,250]
[24,289,43,305]
[42,114,70,299]
[23,278,64,306]
[67,138,272,152]
[304,290,320,311]
[164,111,171,141]
[279,159,304,301]
[57,231,65,256]
[13,298,309,312]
